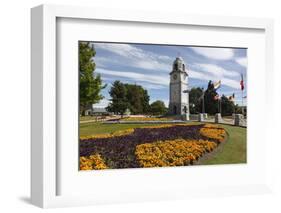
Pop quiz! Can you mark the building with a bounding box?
[92,107,108,115]
[169,57,190,119]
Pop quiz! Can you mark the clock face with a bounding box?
[173,74,177,80]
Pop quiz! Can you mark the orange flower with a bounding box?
[199,124,226,142]
[80,154,108,170]
[135,139,217,168]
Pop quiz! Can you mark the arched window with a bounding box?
[182,64,185,71]
[174,63,178,70]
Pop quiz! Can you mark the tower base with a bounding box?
[182,114,190,121]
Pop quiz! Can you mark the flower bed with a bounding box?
[199,124,226,143]
[135,139,217,167]
[79,124,227,170]
[80,154,108,170]
[80,128,135,140]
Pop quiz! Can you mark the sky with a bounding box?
[88,42,247,108]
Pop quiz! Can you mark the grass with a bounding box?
[80,116,97,121]
[200,124,247,165]
[80,122,161,136]
[79,122,247,165]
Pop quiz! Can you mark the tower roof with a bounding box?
[170,56,187,74]
[175,56,183,61]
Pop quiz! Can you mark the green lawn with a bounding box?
[80,122,247,165]
[80,116,98,121]
[200,124,247,165]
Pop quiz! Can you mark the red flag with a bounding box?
[240,74,244,90]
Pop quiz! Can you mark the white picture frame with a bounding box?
[31,4,274,208]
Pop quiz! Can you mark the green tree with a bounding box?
[79,42,105,115]
[204,80,219,114]
[106,81,129,117]
[220,95,235,116]
[142,89,150,113]
[189,87,204,114]
[150,100,167,115]
[107,81,151,115]
[125,84,143,114]
[125,84,150,114]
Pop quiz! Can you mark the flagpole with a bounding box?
[242,88,244,115]
[217,98,219,113]
[202,91,205,114]
[220,98,221,114]
[241,73,244,116]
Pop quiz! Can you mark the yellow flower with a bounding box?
[199,124,226,142]
[80,154,108,170]
[80,128,135,140]
[135,138,217,168]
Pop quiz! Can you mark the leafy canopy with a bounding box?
[79,42,106,114]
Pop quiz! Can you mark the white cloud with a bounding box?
[189,69,207,80]
[140,83,166,90]
[93,43,243,90]
[193,63,240,78]
[93,98,110,108]
[189,64,241,90]
[221,78,241,90]
[235,57,247,67]
[190,47,234,60]
[96,68,169,86]
[94,43,172,71]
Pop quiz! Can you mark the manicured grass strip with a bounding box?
[79,122,199,137]
[80,122,160,137]
[200,124,246,165]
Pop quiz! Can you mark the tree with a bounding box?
[142,89,151,114]
[189,81,236,116]
[79,42,106,115]
[150,100,167,115]
[220,95,235,116]
[189,87,204,114]
[204,80,219,114]
[107,82,150,115]
[125,84,150,114]
[125,84,143,114]
[106,81,129,117]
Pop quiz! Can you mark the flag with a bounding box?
[240,74,244,90]
[214,94,220,100]
[213,80,221,90]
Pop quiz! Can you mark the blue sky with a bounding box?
[89,42,247,108]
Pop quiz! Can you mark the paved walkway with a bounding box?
[80,116,122,124]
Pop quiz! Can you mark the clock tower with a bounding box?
[169,57,189,119]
